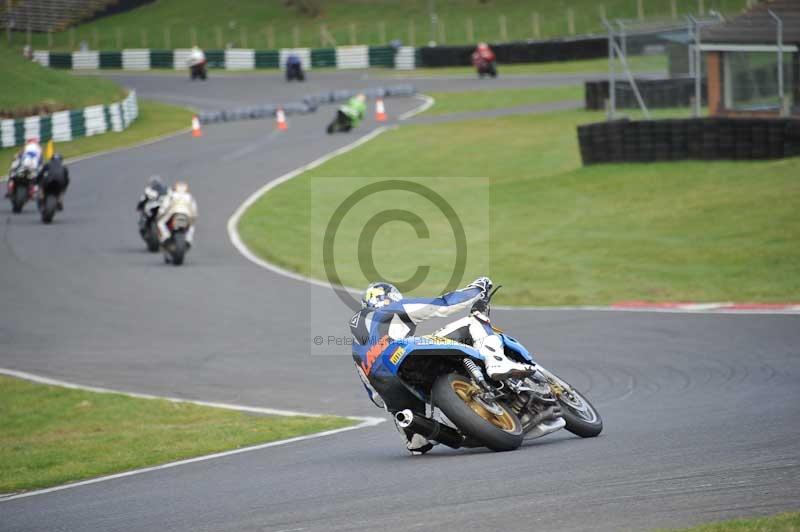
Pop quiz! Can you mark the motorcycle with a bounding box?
[138,211,161,252]
[6,170,36,214]
[326,109,355,134]
[160,211,192,266]
[370,286,602,452]
[285,59,305,82]
[190,60,207,81]
[474,57,498,78]
[38,177,62,224]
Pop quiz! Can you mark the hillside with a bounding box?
[13,0,750,51]
[0,48,125,118]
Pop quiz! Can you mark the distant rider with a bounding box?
[471,42,497,77]
[37,153,70,211]
[339,93,367,130]
[6,138,43,197]
[156,181,197,246]
[187,45,206,67]
[137,175,168,226]
[349,277,534,454]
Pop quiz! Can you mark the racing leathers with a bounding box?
[156,188,197,244]
[37,156,69,210]
[136,182,167,226]
[339,95,366,129]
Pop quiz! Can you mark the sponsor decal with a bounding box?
[389,346,406,365]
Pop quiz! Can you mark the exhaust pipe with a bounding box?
[524,405,566,439]
[395,410,466,449]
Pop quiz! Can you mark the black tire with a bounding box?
[171,232,186,266]
[41,194,57,224]
[145,226,160,253]
[11,186,26,214]
[433,373,523,452]
[548,372,603,438]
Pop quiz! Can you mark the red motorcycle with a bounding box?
[472,43,498,78]
[6,170,37,214]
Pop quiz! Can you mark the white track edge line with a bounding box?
[398,94,434,120]
[0,368,384,503]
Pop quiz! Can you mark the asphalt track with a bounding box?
[1,71,799,531]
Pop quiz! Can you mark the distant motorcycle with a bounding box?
[326,109,356,134]
[190,60,207,80]
[138,211,160,252]
[6,170,36,214]
[38,177,62,224]
[474,56,497,78]
[161,211,192,266]
[285,55,305,82]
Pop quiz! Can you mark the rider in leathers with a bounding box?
[156,181,197,246]
[350,277,534,454]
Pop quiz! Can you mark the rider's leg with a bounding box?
[156,215,170,243]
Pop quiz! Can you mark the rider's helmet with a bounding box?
[355,93,366,104]
[147,175,167,196]
[173,181,189,194]
[362,282,402,309]
[51,153,63,164]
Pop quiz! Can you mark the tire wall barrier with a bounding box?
[585,78,708,110]
[578,117,800,165]
[34,46,409,71]
[1,91,138,149]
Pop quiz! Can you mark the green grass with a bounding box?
[1,100,193,174]
[662,512,800,531]
[238,101,800,306]
[0,375,353,493]
[7,0,750,51]
[383,55,668,77]
[424,85,583,115]
[0,47,126,117]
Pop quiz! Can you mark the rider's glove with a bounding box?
[467,276,492,297]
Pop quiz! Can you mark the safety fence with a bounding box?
[197,85,416,125]
[1,91,138,149]
[32,45,400,70]
[584,77,707,110]
[577,117,800,165]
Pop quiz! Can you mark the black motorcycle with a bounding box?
[138,211,161,252]
[7,170,34,214]
[190,61,207,81]
[326,110,355,134]
[38,178,62,224]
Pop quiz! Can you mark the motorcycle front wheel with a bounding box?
[433,373,523,452]
[543,370,603,437]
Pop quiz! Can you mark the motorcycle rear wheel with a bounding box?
[171,232,186,266]
[433,373,523,452]
[41,194,57,224]
[12,186,26,213]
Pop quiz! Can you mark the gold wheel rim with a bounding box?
[451,380,516,432]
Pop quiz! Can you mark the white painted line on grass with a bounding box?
[0,368,384,503]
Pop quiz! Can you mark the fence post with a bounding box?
[267,25,275,49]
[240,26,247,48]
[163,26,170,49]
[27,25,31,46]
[499,14,508,42]
[408,20,415,46]
[567,8,575,35]
[637,0,644,21]
[215,26,222,48]
[69,27,75,49]
[466,17,474,43]
[671,0,678,19]
[698,0,705,16]
[293,25,299,47]
[190,26,197,46]
[349,22,356,45]
[116,27,122,49]
[598,5,606,23]
[141,28,148,48]
[48,29,53,48]
[378,20,386,44]
[532,12,540,39]
[438,18,446,44]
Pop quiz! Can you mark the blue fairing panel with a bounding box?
[376,337,484,377]
[498,333,534,363]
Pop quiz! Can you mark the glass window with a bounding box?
[725,51,794,110]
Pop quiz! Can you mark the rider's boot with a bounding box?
[394,418,434,455]
[479,335,536,381]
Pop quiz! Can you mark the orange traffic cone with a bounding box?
[191,115,203,137]
[375,98,387,122]
[275,107,288,131]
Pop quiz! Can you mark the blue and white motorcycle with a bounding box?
[366,287,602,452]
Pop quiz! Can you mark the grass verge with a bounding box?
[662,512,800,531]
[0,48,126,118]
[1,99,193,173]
[238,99,800,306]
[424,85,583,115]
[0,375,354,494]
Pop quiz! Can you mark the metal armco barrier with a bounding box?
[578,117,800,165]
